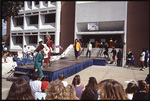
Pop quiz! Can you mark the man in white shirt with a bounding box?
[23,45,27,59]
[86,41,92,58]
[140,48,145,71]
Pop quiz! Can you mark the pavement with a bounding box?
[1,64,149,100]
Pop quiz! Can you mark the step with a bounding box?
[14,71,28,75]
[6,76,19,82]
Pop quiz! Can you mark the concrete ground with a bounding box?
[1,64,149,100]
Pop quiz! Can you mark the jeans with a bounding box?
[86,50,91,58]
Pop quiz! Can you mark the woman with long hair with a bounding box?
[98,79,128,100]
[34,44,44,80]
[44,34,54,68]
[85,77,99,100]
[73,39,81,60]
[72,75,84,99]
[6,78,35,100]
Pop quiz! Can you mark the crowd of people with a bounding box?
[73,38,149,70]
[2,37,149,100]
[2,52,24,74]
[6,72,149,100]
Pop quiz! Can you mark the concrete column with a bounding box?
[55,1,61,53]
[24,1,27,11]
[74,2,77,40]
[122,2,128,67]
[9,16,13,50]
[23,13,25,50]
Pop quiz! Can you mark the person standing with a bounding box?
[145,48,149,69]
[44,34,54,68]
[117,49,123,66]
[34,44,44,80]
[126,49,134,68]
[103,42,109,58]
[140,48,145,71]
[23,45,27,59]
[86,41,92,58]
[73,39,82,60]
[111,46,117,64]
[27,47,31,59]
[3,45,7,53]
[38,39,50,68]
[78,40,82,59]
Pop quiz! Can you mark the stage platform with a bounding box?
[14,56,106,82]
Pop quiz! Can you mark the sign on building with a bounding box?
[87,22,99,31]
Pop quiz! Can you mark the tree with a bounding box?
[2,1,24,22]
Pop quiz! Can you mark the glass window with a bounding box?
[44,1,48,3]
[30,15,38,24]
[30,1,32,6]
[44,35,55,43]
[45,13,55,23]
[16,36,23,44]
[51,1,56,3]
[16,17,23,25]
[35,1,39,5]
[29,36,37,44]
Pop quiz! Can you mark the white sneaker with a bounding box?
[140,68,144,71]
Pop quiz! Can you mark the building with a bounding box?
[7,1,149,66]
[75,1,127,65]
[9,1,61,53]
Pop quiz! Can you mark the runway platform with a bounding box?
[14,56,106,82]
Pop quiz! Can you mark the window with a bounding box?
[44,35,55,43]
[35,1,39,5]
[29,36,37,44]
[30,15,38,24]
[30,1,32,6]
[45,14,55,23]
[51,1,56,3]
[16,17,23,25]
[44,1,48,3]
[21,1,24,7]
[16,36,23,44]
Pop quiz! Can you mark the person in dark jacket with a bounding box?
[117,49,123,66]
[132,80,149,100]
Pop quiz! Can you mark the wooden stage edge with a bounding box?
[17,56,106,72]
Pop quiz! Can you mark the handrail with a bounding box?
[97,45,104,57]
[80,43,87,55]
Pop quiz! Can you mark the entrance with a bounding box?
[81,34,124,48]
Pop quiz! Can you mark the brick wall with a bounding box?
[60,1,75,53]
[6,17,10,45]
[127,1,149,66]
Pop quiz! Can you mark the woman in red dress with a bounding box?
[44,34,54,68]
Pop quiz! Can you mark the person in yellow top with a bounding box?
[73,39,82,60]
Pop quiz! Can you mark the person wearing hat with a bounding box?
[35,39,50,68]
[34,81,49,100]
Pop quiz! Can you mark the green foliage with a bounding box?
[2,1,24,22]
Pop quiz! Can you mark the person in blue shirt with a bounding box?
[145,48,149,68]
[13,54,24,66]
